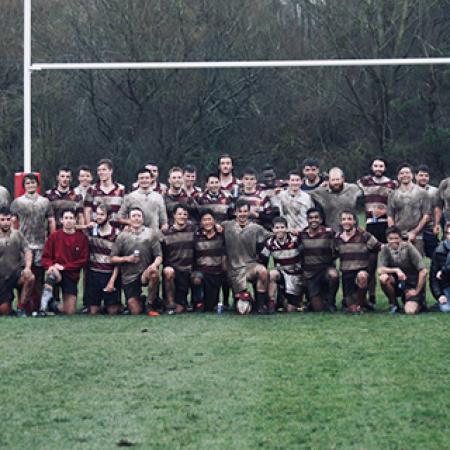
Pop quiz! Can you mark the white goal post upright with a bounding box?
[23,0,450,173]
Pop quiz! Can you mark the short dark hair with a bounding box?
[97,159,113,170]
[340,209,357,222]
[136,167,152,178]
[397,162,413,174]
[129,206,144,217]
[22,173,39,187]
[302,158,320,169]
[0,206,11,216]
[385,226,401,238]
[78,165,92,175]
[183,164,197,174]
[262,164,274,172]
[172,203,188,217]
[145,160,158,167]
[288,170,302,179]
[306,207,323,219]
[57,166,71,175]
[60,207,76,219]
[242,167,257,178]
[96,203,111,217]
[206,172,220,182]
[218,154,233,164]
[234,198,249,211]
[371,156,387,166]
[199,208,215,221]
[415,164,430,175]
[272,216,287,227]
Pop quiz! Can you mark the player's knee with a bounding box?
[0,302,11,315]
[258,266,268,281]
[23,272,35,284]
[163,267,175,280]
[356,271,368,288]
[269,269,279,282]
[327,269,338,282]
[379,274,390,285]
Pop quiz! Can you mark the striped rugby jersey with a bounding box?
[194,229,225,275]
[162,223,195,272]
[45,188,84,228]
[197,190,233,223]
[88,226,119,273]
[260,233,301,275]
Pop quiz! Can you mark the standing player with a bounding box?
[310,167,362,232]
[162,204,196,314]
[10,173,56,311]
[278,170,314,232]
[387,163,431,255]
[164,166,198,224]
[260,217,302,313]
[84,159,126,229]
[301,158,327,192]
[0,207,34,317]
[183,165,202,199]
[197,173,233,223]
[145,161,167,194]
[119,168,168,232]
[414,164,440,258]
[110,207,162,315]
[40,208,89,315]
[84,204,121,315]
[378,227,427,315]
[191,210,226,312]
[335,210,381,312]
[258,164,286,210]
[299,208,339,312]
[45,167,84,228]
[357,157,396,305]
[435,176,450,235]
[218,154,239,194]
[0,183,10,207]
[74,165,93,201]
[222,199,270,314]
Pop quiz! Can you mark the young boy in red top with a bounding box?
[39,208,89,315]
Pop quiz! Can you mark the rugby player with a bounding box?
[335,210,381,313]
[378,226,427,315]
[310,167,362,232]
[0,207,34,317]
[430,222,450,312]
[197,172,233,223]
[84,159,126,229]
[10,173,55,311]
[387,163,431,256]
[218,154,239,194]
[110,207,162,315]
[301,158,327,192]
[299,208,339,312]
[183,164,202,199]
[162,204,196,314]
[260,217,302,313]
[222,199,270,314]
[40,208,89,315]
[119,167,168,231]
[74,165,93,201]
[191,209,226,312]
[84,204,121,315]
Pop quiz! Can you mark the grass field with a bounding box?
[1,303,450,449]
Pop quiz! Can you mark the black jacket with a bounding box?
[430,241,450,299]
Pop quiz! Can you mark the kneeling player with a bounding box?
[191,210,226,312]
[223,199,270,314]
[378,226,427,315]
[40,208,89,315]
[300,208,339,312]
[335,210,381,313]
[0,207,35,317]
[84,204,121,315]
[110,207,162,315]
[260,217,303,313]
[162,204,195,314]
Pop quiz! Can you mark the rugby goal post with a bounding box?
[23,0,450,173]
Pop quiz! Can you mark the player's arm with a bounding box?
[434,206,442,236]
[105,266,120,292]
[408,267,427,298]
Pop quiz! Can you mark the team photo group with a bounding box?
[1,154,450,317]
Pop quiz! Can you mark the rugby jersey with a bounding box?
[45,188,83,227]
[197,190,233,223]
[88,226,119,273]
[164,189,198,223]
[239,189,272,225]
[260,233,301,275]
[335,228,381,272]
[299,226,336,279]
[193,229,225,275]
[162,223,195,272]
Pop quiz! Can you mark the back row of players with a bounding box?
[0,155,450,316]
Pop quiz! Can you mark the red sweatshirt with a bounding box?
[41,229,89,281]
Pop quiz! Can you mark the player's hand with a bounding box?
[104,283,115,293]
[147,263,158,274]
[433,224,441,236]
[437,270,442,280]
[404,289,417,299]
[54,263,64,271]
[215,223,223,233]
[438,295,447,305]
[87,221,96,229]
[22,268,33,278]
[396,269,407,281]
[407,231,416,242]
[291,228,300,236]
[160,223,169,232]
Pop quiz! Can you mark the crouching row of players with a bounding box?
[1,200,450,317]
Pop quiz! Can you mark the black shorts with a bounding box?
[60,273,78,296]
[423,230,439,259]
[305,267,333,299]
[0,270,22,304]
[200,272,223,311]
[366,222,388,243]
[341,270,364,300]
[391,274,422,303]
[123,275,145,301]
[174,269,191,306]
[84,270,120,307]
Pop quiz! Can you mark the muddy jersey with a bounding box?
[310,183,362,231]
[0,230,29,279]
[422,185,439,231]
[45,188,83,227]
[222,220,269,270]
[119,189,168,231]
[260,233,302,275]
[437,177,450,220]
[0,185,10,207]
[238,190,272,225]
[379,241,425,285]
[88,226,119,273]
[357,175,396,223]
[387,184,431,236]
[10,194,54,251]
[259,180,287,210]
[74,185,92,201]
[111,227,162,285]
[84,182,126,227]
[164,189,198,224]
[197,190,233,224]
[278,189,314,231]
[194,229,225,275]
[162,223,195,272]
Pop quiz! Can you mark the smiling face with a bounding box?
[173,207,189,227]
[24,178,38,195]
[137,171,152,190]
[97,163,113,183]
[288,174,302,192]
[415,170,429,188]
[184,171,197,189]
[169,170,184,190]
[303,165,319,182]
[236,204,249,226]
[242,174,257,191]
[200,213,215,232]
[371,160,386,178]
[129,209,144,229]
[398,167,413,185]
[273,221,287,240]
[78,169,93,188]
[340,212,356,232]
[307,211,322,230]
[206,176,220,194]
[386,232,401,250]
[0,213,11,233]
[61,211,76,232]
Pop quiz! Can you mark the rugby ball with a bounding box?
[236,299,252,315]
